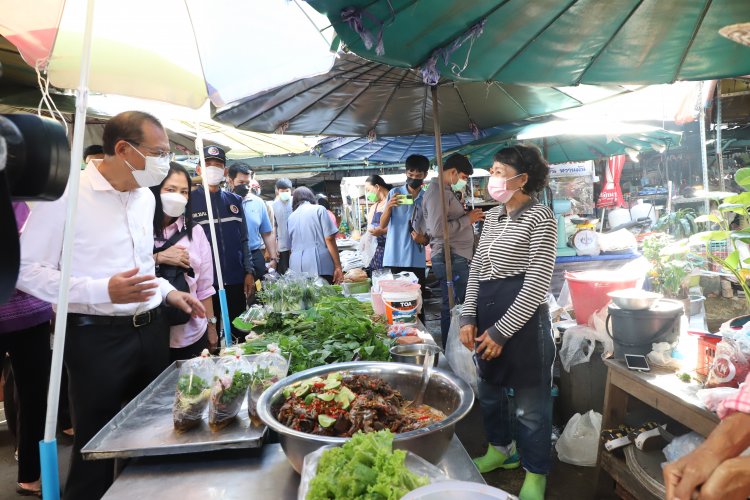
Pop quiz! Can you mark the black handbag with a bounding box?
[154,225,195,326]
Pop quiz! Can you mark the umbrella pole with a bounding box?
[431,86,455,310]
[40,2,96,499]
[194,123,232,348]
[716,81,725,192]
[698,81,710,214]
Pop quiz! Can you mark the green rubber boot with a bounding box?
[472,444,521,473]
[519,471,547,500]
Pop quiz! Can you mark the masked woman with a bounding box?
[459,144,557,500]
[364,175,392,271]
[152,164,217,360]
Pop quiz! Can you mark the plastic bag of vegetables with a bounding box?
[172,349,214,432]
[208,352,253,431]
[248,348,289,426]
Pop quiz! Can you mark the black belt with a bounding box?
[67,308,161,328]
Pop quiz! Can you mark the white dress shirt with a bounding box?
[17,161,174,316]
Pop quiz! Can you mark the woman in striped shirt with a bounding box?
[459,144,557,500]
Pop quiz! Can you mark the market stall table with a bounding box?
[102,435,484,499]
[596,359,720,499]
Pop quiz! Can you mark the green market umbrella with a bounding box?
[212,53,630,136]
[214,53,630,309]
[451,121,683,167]
[307,0,750,86]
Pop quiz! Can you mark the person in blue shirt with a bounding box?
[192,146,255,342]
[379,155,431,313]
[232,163,278,278]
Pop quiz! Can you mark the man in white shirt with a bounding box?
[17,111,204,500]
[272,178,293,274]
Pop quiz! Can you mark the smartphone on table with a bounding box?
[624,354,650,372]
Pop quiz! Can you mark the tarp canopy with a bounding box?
[449,120,683,167]
[314,125,514,162]
[307,0,750,85]
[213,53,632,137]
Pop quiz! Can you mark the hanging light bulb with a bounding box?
[650,142,667,154]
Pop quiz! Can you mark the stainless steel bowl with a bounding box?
[390,343,441,367]
[256,361,474,473]
[608,288,663,310]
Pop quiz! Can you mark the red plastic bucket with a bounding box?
[565,271,638,325]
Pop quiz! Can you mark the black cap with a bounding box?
[203,145,226,164]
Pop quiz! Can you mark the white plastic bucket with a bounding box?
[380,280,421,325]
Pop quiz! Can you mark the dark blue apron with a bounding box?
[475,274,555,389]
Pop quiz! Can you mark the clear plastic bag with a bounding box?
[559,326,596,373]
[705,338,750,389]
[297,445,448,500]
[248,350,289,427]
[696,387,740,412]
[208,353,253,431]
[662,432,705,463]
[172,349,214,432]
[445,305,478,393]
[358,230,377,268]
[555,410,602,467]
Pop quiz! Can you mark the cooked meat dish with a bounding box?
[276,372,446,436]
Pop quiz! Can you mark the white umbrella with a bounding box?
[0,1,335,497]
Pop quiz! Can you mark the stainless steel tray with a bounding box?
[82,356,276,460]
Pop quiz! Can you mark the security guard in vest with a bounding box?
[192,145,254,342]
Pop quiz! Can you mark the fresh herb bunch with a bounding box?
[241,295,393,374]
[218,370,253,404]
[177,373,208,397]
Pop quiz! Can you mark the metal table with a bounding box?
[103,435,484,499]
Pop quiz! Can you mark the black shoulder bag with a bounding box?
[154,225,195,326]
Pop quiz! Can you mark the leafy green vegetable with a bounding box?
[239,295,393,374]
[177,373,208,397]
[306,430,429,500]
[218,370,253,404]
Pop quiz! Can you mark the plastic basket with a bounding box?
[697,336,721,376]
[692,240,729,272]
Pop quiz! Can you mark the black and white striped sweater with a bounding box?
[460,200,557,346]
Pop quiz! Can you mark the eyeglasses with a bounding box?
[126,141,175,161]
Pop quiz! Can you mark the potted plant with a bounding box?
[642,233,702,300]
[692,168,750,324]
[654,208,699,238]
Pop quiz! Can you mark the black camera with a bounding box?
[1,113,70,303]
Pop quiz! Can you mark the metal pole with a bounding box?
[431,85,455,309]
[40,2,95,498]
[195,128,232,348]
[698,81,710,214]
[716,81,725,192]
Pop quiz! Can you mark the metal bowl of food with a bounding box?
[608,288,663,310]
[256,361,474,472]
[390,343,441,367]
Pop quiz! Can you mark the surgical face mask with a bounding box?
[487,173,522,203]
[406,177,424,190]
[160,192,188,217]
[451,175,467,192]
[366,191,378,202]
[203,166,225,186]
[125,143,170,188]
[279,191,291,202]
[233,184,249,198]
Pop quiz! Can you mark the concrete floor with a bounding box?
[0,296,612,499]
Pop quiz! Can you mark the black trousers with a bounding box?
[388,266,427,323]
[212,283,248,343]
[169,329,209,362]
[277,250,291,275]
[63,315,169,500]
[0,322,50,483]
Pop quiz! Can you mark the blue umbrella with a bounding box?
[314,125,513,162]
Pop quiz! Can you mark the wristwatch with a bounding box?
[208,317,217,325]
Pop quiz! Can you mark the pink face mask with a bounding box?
[487,174,522,203]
